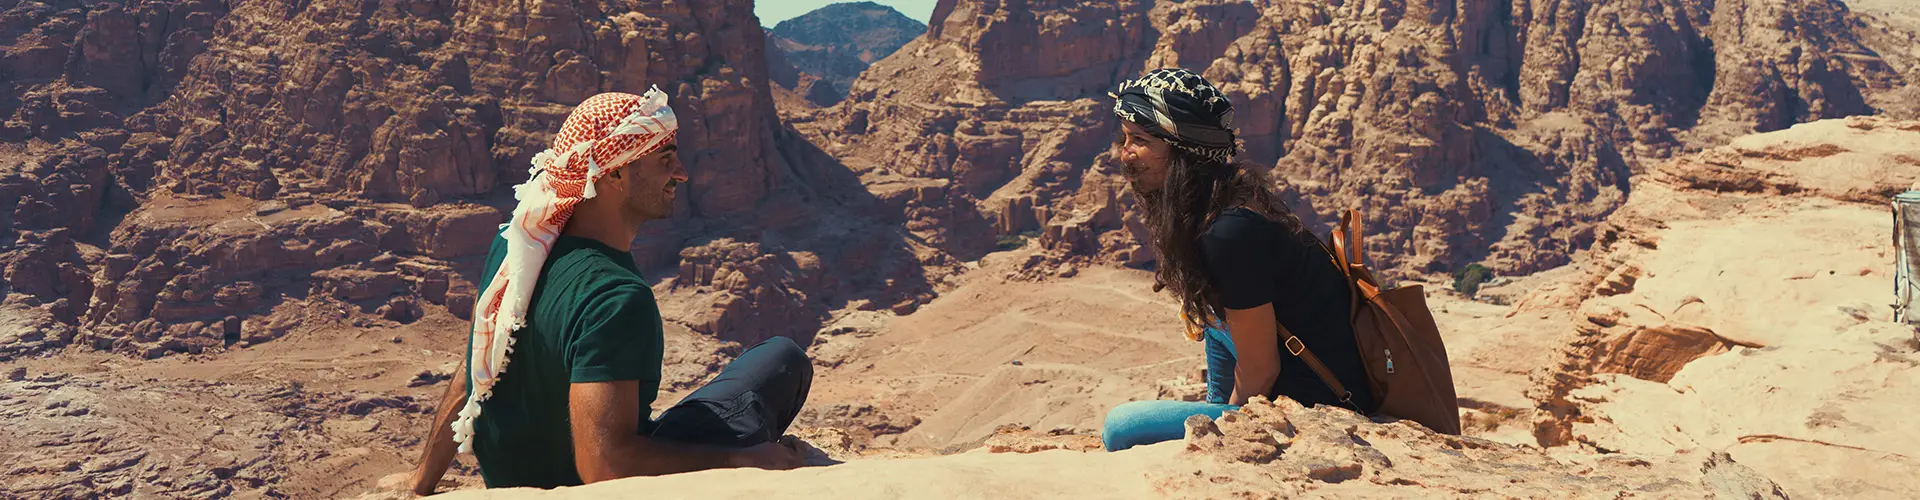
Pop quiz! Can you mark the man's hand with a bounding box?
[729,440,804,471]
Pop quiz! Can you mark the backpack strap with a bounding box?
[1329,211,1353,271]
[1297,209,1370,413]
[1276,322,1361,411]
[1326,210,1366,323]
[1239,206,1368,413]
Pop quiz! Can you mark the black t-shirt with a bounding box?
[1199,207,1376,411]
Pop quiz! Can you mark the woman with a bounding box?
[1100,69,1376,452]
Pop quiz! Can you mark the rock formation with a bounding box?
[767,2,926,106]
[798,0,1918,280]
[1,0,952,358]
[1522,117,1920,498]
[5,1,1918,498]
[1,369,439,499]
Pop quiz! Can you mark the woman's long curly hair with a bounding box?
[1135,149,1309,340]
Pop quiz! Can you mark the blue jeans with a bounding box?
[1102,327,1241,451]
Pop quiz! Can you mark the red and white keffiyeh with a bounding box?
[452,87,679,453]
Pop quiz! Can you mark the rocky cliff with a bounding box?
[0,0,950,359]
[767,2,926,107]
[1520,116,1920,498]
[796,0,1917,280]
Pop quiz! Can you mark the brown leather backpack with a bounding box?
[1280,209,1462,435]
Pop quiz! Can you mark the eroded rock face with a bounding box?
[2,0,953,358]
[794,402,923,452]
[1511,119,1920,499]
[767,2,926,105]
[0,372,439,499]
[803,0,1914,281]
[1658,116,1920,201]
[791,0,1182,271]
[75,198,496,358]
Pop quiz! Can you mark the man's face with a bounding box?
[1114,121,1172,194]
[610,139,687,223]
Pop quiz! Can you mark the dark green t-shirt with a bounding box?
[465,233,664,489]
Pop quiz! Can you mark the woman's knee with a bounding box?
[1202,326,1234,351]
[1101,401,1179,451]
[1102,401,1156,433]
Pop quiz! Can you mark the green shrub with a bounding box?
[1452,263,1493,297]
[996,235,1027,251]
[995,230,1044,252]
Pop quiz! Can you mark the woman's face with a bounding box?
[1114,121,1172,194]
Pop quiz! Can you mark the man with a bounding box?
[1098,69,1375,451]
[405,87,811,493]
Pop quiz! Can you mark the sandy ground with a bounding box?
[437,442,1187,500]
[801,249,1195,451]
[1564,191,1920,498]
[1846,0,1920,35]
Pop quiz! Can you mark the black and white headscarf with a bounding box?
[1109,68,1239,164]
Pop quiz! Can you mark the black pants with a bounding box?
[645,336,813,447]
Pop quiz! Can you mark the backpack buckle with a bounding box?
[1285,336,1306,356]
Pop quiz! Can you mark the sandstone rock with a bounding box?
[1690,0,1906,145]
[657,323,735,393]
[1159,396,1788,498]
[1144,0,1259,73]
[341,394,414,416]
[436,392,1789,499]
[981,424,1103,454]
[0,374,375,499]
[1155,369,1208,402]
[1521,119,1920,499]
[405,369,445,388]
[4,0,957,357]
[666,239,823,346]
[1658,116,1920,202]
[808,0,1912,281]
[768,2,926,99]
[796,402,923,448]
[805,311,888,369]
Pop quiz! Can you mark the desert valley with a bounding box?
[2,0,1918,498]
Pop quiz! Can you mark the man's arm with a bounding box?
[570,381,800,483]
[408,363,468,496]
[1221,304,1282,406]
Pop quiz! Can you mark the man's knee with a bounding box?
[752,334,806,361]
[747,336,811,376]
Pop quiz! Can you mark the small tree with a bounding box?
[1452,263,1493,297]
[995,234,1027,251]
[995,231,1041,252]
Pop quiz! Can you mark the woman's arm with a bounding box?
[1220,304,1282,406]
